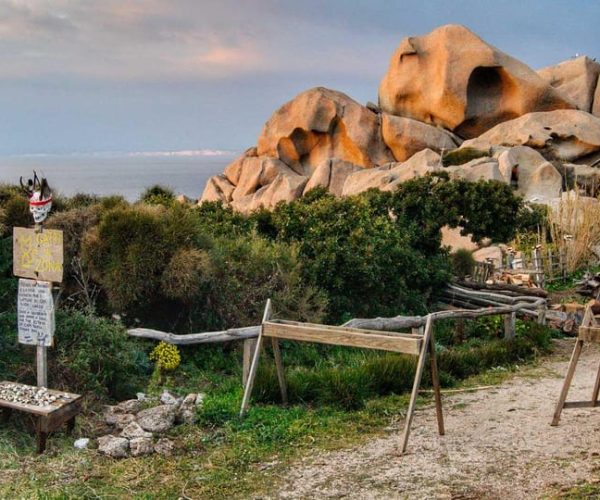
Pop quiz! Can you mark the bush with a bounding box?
[451,249,475,279]
[0,309,148,400]
[140,185,176,206]
[254,189,449,322]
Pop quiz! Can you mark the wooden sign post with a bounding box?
[240,300,445,455]
[13,226,63,388]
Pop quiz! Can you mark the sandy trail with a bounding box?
[275,340,600,499]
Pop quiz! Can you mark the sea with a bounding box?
[0,150,238,202]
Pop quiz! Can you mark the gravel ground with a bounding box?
[275,339,600,499]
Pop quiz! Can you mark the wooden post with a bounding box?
[551,339,584,425]
[37,345,48,388]
[401,315,433,454]
[429,327,445,436]
[240,299,272,417]
[242,339,257,387]
[591,362,600,407]
[504,312,516,340]
[271,338,288,404]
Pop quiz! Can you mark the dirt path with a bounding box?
[275,340,600,499]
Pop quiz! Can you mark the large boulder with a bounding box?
[594,81,600,117]
[496,146,562,201]
[538,56,600,113]
[382,149,443,192]
[379,25,573,139]
[257,87,393,173]
[446,157,506,183]
[381,114,459,161]
[341,165,395,196]
[200,175,235,204]
[303,159,362,196]
[230,167,308,213]
[462,110,600,161]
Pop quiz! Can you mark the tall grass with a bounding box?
[548,191,600,273]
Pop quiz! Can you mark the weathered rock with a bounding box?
[129,437,154,457]
[115,399,142,415]
[200,174,235,204]
[594,79,600,117]
[114,414,136,430]
[538,56,600,112]
[382,149,443,191]
[196,393,205,407]
[341,166,395,196]
[160,390,182,407]
[447,158,506,183]
[303,159,362,196]
[257,87,393,172]
[154,438,175,457]
[98,435,129,459]
[473,246,503,267]
[176,393,198,425]
[379,24,573,139]
[381,114,459,161]
[462,110,600,161]
[121,421,153,440]
[103,406,119,426]
[560,163,600,196]
[497,146,562,201]
[136,405,176,434]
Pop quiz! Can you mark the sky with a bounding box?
[0,0,599,155]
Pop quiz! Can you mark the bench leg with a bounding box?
[67,416,76,435]
[37,430,48,454]
[551,339,584,426]
[1,408,11,424]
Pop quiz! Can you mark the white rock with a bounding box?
[154,438,175,456]
[74,438,90,450]
[160,390,182,407]
[121,421,153,439]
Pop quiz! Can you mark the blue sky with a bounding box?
[0,0,598,155]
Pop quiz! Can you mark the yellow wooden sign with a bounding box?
[13,227,64,283]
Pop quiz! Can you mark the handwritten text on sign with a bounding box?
[17,279,55,347]
[13,227,63,283]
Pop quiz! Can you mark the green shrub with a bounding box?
[451,249,475,279]
[442,147,491,166]
[140,185,176,206]
[0,309,148,400]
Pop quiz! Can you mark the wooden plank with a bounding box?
[592,361,600,407]
[551,339,584,426]
[13,227,63,283]
[578,326,600,343]
[563,401,598,409]
[262,321,422,355]
[0,382,81,416]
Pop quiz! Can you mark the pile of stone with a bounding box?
[199,24,600,216]
[0,382,72,407]
[97,390,204,459]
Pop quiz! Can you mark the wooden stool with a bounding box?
[551,304,600,426]
[0,382,83,453]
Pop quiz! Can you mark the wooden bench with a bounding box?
[0,382,83,453]
[240,300,444,454]
[552,303,600,425]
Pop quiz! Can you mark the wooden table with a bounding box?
[0,381,83,453]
